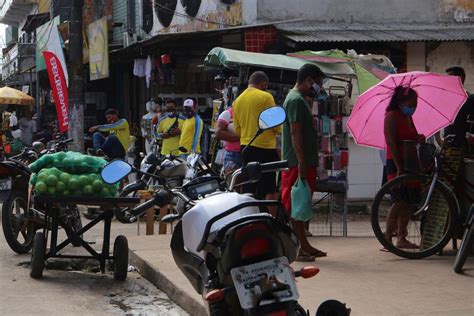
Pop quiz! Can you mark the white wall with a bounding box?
[347,138,384,200]
[140,0,256,39]
[407,42,426,72]
[242,0,257,25]
[256,0,473,24]
[426,42,474,92]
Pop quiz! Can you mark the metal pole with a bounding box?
[36,69,40,117]
[29,68,33,99]
[68,0,85,151]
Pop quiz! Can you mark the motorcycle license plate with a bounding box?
[0,178,12,191]
[230,257,299,309]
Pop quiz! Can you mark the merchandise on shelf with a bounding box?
[314,85,351,191]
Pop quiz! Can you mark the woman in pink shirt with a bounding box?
[216,108,242,176]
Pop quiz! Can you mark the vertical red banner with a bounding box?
[43,51,69,133]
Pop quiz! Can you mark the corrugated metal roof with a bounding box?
[277,22,474,43]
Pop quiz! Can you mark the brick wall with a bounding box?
[244,26,277,53]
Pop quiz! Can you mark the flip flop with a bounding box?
[297,250,316,262]
[303,249,327,258]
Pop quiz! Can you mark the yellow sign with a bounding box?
[88,17,109,81]
[211,100,222,129]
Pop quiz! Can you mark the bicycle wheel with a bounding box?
[453,217,473,273]
[371,174,457,259]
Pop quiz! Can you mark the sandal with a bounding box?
[296,250,316,262]
[302,248,327,258]
[396,241,419,249]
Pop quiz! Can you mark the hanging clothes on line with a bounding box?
[133,58,147,78]
[145,56,152,88]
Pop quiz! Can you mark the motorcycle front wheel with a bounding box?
[2,192,37,254]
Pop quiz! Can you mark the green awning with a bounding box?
[203,47,355,76]
[288,50,396,94]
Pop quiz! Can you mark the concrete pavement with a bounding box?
[128,234,474,316]
[0,211,187,316]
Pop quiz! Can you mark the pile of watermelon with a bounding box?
[29,152,118,197]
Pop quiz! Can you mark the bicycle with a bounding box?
[371,138,474,259]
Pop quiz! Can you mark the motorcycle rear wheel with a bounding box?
[2,192,36,254]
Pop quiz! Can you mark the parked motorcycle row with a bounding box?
[1,107,350,316]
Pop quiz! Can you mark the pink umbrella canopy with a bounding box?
[347,72,468,149]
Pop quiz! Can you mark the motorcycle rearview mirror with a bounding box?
[242,106,286,155]
[100,160,133,184]
[258,106,286,130]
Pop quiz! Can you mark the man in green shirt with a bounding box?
[281,64,326,261]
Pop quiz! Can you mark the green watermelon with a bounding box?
[69,177,80,191]
[46,175,58,187]
[36,181,47,194]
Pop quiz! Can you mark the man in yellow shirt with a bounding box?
[156,99,184,156]
[89,108,130,159]
[179,98,203,157]
[233,71,281,199]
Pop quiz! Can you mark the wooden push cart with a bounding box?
[30,195,140,280]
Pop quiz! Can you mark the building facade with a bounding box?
[1,0,472,199]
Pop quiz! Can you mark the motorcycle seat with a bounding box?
[207,213,273,245]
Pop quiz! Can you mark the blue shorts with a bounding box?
[223,150,242,171]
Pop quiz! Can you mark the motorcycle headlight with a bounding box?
[140,158,152,173]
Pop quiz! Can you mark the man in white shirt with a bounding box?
[18,110,37,146]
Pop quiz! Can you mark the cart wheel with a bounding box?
[113,235,128,281]
[30,232,46,279]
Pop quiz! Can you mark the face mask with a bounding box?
[317,89,328,102]
[400,105,416,117]
[309,82,321,98]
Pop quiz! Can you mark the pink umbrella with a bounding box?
[347,72,468,149]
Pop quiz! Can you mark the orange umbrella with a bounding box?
[0,86,34,105]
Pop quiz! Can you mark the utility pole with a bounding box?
[68,0,84,152]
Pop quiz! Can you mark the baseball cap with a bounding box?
[183,99,194,108]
